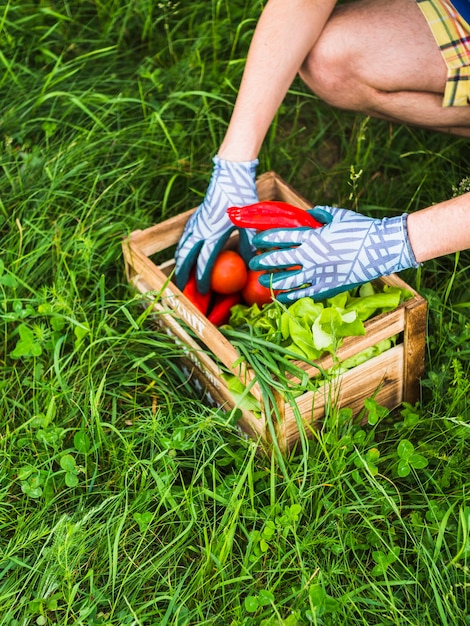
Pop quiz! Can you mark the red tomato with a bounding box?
[210,250,247,294]
[242,270,277,306]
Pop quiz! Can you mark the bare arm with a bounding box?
[218,0,337,161]
[407,192,470,262]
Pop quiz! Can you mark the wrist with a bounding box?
[217,132,261,162]
[217,149,259,162]
[382,214,420,271]
[213,154,259,170]
[401,213,419,268]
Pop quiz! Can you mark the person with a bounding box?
[174,0,470,302]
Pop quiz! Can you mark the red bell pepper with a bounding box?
[227,200,323,230]
[207,292,242,326]
[182,270,211,315]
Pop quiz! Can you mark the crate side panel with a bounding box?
[125,242,244,373]
[264,172,312,209]
[278,345,404,449]
[126,209,193,257]
[256,171,278,201]
[296,307,405,380]
[403,298,428,402]
[177,356,267,441]
[379,272,423,299]
[130,276,267,440]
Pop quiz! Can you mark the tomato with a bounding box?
[210,250,248,294]
[242,269,277,306]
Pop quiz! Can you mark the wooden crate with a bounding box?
[122,171,428,452]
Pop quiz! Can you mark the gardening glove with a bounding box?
[250,205,419,302]
[174,155,259,293]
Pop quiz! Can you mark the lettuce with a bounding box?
[227,282,411,362]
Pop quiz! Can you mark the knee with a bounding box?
[299,31,365,111]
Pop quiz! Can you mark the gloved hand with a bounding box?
[174,155,259,293]
[250,205,419,302]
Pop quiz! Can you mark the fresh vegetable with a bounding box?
[210,250,247,295]
[208,292,242,326]
[227,200,323,230]
[217,282,412,403]
[180,251,274,323]
[221,373,262,413]
[242,269,277,306]
[182,270,211,315]
[338,338,393,372]
[227,282,411,362]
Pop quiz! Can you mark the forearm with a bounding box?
[407,191,470,262]
[218,0,337,161]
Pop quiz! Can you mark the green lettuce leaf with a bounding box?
[221,373,261,413]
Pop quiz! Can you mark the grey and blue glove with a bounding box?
[174,155,259,293]
[250,205,419,302]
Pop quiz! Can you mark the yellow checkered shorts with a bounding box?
[417,0,470,106]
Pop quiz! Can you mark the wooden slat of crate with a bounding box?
[275,345,404,450]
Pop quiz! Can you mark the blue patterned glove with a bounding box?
[174,156,259,293]
[250,205,419,302]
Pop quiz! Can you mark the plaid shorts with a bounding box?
[417,0,470,106]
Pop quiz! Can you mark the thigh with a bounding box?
[322,0,448,94]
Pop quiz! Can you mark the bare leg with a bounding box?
[300,0,470,136]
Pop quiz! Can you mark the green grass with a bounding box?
[1,2,469,625]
